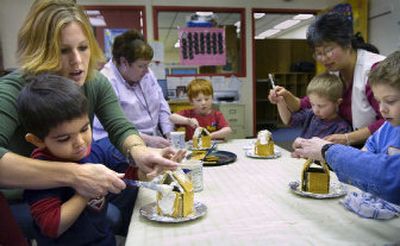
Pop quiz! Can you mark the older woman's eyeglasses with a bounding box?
[313,47,337,61]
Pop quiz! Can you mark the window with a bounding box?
[154,6,246,77]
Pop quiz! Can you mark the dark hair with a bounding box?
[112,29,153,65]
[352,32,380,54]
[307,12,378,53]
[369,51,400,91]
[17,74,88,139]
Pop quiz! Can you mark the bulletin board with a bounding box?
[178,27,226,66]
[104,28,128,60]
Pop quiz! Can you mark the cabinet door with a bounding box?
[217,104,244,126]
[229,126,245,139]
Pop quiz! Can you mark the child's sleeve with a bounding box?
[289,109,310,128]
[124,166,139,180]
[335,121,353,134]
[25,190,62,238]
[364,132,379,154]
[300,96,311,110]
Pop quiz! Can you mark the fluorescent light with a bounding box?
[254,13,265,19]
[85,10,101,16]
[274,19,300,30]
[196,11,214,16]
[256,29,280,39]
[89,16,106,27]
[293,14,314,20]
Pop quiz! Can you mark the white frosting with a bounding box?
[158,184,173,193]
[158,189,176,216]
[193,127,203,138]
[158,179,183,216]
[257,130,272,145]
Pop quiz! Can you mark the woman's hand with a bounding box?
[140,133,171,148]
[164,148,186,163]
[73,164,126,198]
[130,146,183,178]
[324,133,347,145]
[146,148,186,179]
[292,137,331,161]
[147,135,171,148]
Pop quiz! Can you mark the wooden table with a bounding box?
[126,139,400,245]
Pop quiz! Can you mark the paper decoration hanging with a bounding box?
[178,27,226,66]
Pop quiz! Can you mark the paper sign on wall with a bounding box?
[178,27,226,66]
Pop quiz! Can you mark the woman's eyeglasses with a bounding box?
[313,47,336,61]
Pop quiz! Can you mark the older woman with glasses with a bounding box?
[92,30,174,149]
[268,12,385,146]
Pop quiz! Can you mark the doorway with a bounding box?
[251,9,318,136]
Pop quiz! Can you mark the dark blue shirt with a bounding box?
[291,108,352,139]
[327,144,400,205]
[24,142,122,246]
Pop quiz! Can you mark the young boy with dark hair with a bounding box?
[170,78,232,141]
[17,74,130,245]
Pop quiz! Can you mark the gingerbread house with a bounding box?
[301,159,330,194]
[156,170,194,218]
[254,130,274,156]
[193,127,211,149]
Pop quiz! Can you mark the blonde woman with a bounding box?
[0,0,183,241]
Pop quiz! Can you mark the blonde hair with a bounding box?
[369,51,400,91]
[187,79,213,100]
[306,73,343,101]
[17,0,104,80]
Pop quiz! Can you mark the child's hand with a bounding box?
[268,86,287,104]
[187,117,199,128]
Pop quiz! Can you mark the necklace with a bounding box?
[132,83,160,136]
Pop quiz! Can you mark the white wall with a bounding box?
[0,0,31,70]
[276,23,310,39]
[369,0,400,56]
[0,0,340,137]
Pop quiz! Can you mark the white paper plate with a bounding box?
[140,201,207,223]
[245,149,281,159]
[288,180,347,199]
[242,141,256,150]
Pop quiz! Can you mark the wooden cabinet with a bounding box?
[214,103,245,139]
[254,39,315,133]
